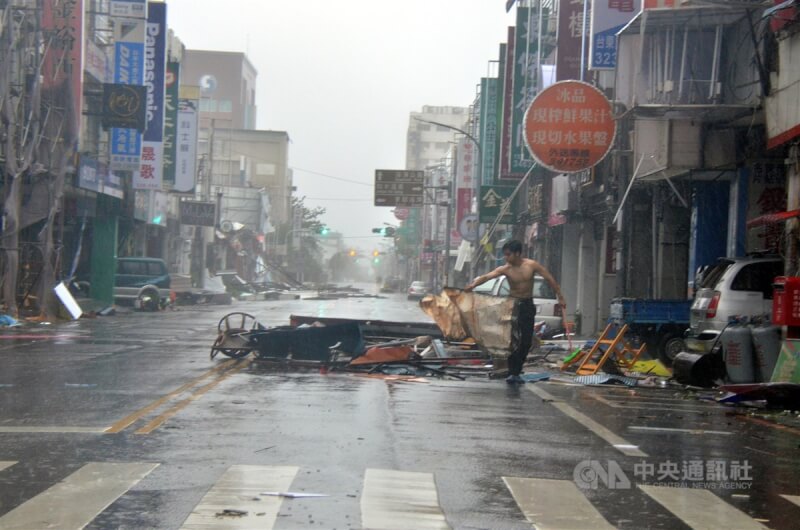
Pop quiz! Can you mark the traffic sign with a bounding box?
[523,80,617,174]
[393,207,410,220]
[458,214,486,243]
[374,170,424,207]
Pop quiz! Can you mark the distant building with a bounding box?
[406,106,469,171]
[183,50,258,130]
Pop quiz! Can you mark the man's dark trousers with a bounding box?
[509,297,536,376]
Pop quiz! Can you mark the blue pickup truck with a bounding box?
[609,298,691,365]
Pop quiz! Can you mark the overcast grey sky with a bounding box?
[167,0,515,249]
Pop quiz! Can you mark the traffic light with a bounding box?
[371,227,396,237]
[317,226,330,236]
[349,249,356,257]
[372,250,379,257]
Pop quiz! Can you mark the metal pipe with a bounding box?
[580,0,588,81]
[709,24,722,101]
[678,23,688,101]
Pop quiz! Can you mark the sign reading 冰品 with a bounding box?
[523,80,616,174]
[374,170,424,207]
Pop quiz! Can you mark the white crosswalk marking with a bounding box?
[0,462,158,530]
[0,461,16,472]
[640,485,768,530]
[180,465,299,529]
[503,477,615,530]
[780,494,800,508]
[361,468,450,530]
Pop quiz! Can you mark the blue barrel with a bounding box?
[721,325,755,383]
[751,325,782,382]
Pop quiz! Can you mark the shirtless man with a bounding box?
[465,240,566,384]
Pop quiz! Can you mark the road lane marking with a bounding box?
[0,462,158,530]
[105,359,237,434]
[590,394,708,412]
[361,469,450,530]
[503,477,615,530]
[135,358,252,434]
[782,494,800,508]
[180,465,298,529]
[628,426,734,435]
[0,461,16,472]
[639,486,767,530]
[526,385,647,457]
[0,427,106,434]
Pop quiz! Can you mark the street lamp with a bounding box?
[414,117,482,281]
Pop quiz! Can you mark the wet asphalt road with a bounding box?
[0,289,799,529]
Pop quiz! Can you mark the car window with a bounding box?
[731,262,783,299]
[147,262,165,276]
[118,261,146,275]
[498,278,510,296]
[696,260,732,289]
[533,277,556,299]
[472,278,497,294]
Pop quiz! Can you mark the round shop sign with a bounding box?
[523,80,617,174]
[393,207,410,221]
[458,214,484,243]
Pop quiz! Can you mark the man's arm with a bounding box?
[464,266,506,292]
[532,262,567,307]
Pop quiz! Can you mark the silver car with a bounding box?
[688,256,783,351]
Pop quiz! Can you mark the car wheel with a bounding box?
[658,333,686,366]
[138,289,160,312]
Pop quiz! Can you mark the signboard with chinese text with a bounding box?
[479,186,516,224]
[494,43,507,184]
[747,164,786,253]
[480,77,499,185]
[163,62,180,187]
[374,170,424,207]
[42,0,84,144]
[174,96,199,194]
[111,16,146,170]
[510,6,542,175]
[111,0,146,18]
[556,0,591,81]
[499,27,516,180]
[590,0,641,70]
[523,80,616,173]
[180,201,216,227]
[134,2,167,190]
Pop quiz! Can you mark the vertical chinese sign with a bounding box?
[163,61,180,188]
[498,27,516,180]
[556,0,592,81]
[134,2,167,190]
[480,77,498,186]
[510,6,541,176]
[110,3,146,171]
[453,138,476,247]
[175,86,200,194]
[589,0,641,70]
[493,42,507,185]
[42,0,85,145]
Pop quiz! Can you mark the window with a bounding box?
[199,99,217,112]
[218,100,233,113]
[147,262,166,276]
[731,262,783,298]
[436,125,452,133]
[605,226,617,274]
[533,278,556,299]
[118,261,146,275]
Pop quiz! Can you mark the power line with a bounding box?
[292,167,374,187]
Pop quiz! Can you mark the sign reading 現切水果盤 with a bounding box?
[479,185,516,224]
[523,80,617,174]
[374,170,424,207]
[134,2,167,191]
[590,0,641,70]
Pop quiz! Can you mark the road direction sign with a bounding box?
[374,170,424,207]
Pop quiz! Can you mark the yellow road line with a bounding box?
[105,359,237,434]
[134,358,252,435]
